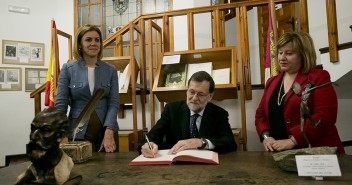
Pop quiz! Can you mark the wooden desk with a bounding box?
[1,152,351,184]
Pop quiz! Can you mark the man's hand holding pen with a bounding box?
[141,135,158,158]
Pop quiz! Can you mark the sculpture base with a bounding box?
[60,141,92,163]
[272,146,337,172]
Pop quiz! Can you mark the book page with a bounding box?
[119,64,129,89]
[175,149,215,160]
[130,150,174,163]
[129,149,219,165]
[174,150,219,164]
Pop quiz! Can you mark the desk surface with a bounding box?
[1,151,351,185]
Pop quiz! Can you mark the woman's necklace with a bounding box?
[277,78,287,106]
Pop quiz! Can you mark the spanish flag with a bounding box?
[45,20,60,106]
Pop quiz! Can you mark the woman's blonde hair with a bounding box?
[73,24,103,60]
[277,32,317,74]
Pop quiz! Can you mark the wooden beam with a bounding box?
[298,0,309,33]
[236,7,248,151]
[213,9,221,47]
[163,15,170,52]
[187,12,195,50]
[326,0,339,63]
[138,19,147,130]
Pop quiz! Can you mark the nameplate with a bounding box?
[295,155,341,177]
[162,55,180,65]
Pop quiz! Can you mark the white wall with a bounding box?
[308,0,352,144]
[173,0,212,51]
[0,0,351,166]
[0,0,73,166]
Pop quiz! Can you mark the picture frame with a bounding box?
[164,63,187,87]
[2,40,45,66]
[0,67,22,91]
[25,68,48,92]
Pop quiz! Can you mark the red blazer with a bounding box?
[255,69,344,153]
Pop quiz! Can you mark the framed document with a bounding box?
[2,40,45,66]
[186,62,213,82]
[0,67,22,91]
[25,68,48,92]
[164,64,187,87]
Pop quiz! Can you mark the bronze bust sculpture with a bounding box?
[15,107,81,185]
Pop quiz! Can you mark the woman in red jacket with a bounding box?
[255,32,344,153]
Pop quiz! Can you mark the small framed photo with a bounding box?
[25,68,48,92]
[2,40,44,66]
[0,67,22,91]
[164,63,187,87]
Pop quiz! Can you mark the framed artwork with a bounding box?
[25,68,47,92]
[2,40,44,66]
[164,63,187,87]
[0,67,22,91]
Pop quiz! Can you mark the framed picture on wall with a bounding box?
[0,67,22,91]
[25,68,47,92]
[2,40,44,66]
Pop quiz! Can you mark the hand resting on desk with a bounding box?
[142,138,205,158]
[169,138,205,154]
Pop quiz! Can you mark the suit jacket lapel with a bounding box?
[93,61,102,95]
[285,71,308,103]
[180,101,191,139]
[265,73,283,117]
[198,104,212,137]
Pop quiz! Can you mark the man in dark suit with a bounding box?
[139,71,236,157]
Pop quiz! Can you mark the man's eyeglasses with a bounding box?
[187,89,209,98]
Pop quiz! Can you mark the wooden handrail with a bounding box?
[100,0,308,151]
[29,84,46,115]
[326,0,339,63]
[32,0,318,151]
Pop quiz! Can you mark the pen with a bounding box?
[145,134,155,158]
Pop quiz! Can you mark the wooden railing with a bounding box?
[101,0,308,151]
[103,22,147,150]
[31,0,315,151]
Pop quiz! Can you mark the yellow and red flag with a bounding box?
[45,20,60,106]
[265,0,278,83]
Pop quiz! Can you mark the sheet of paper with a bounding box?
[212,68,230,84]
[119,64,129,89]
[295,155,341,176]
[175,149,215,160]
[162,55,181,65]
[186,62,212,82]
[131,150,174,162]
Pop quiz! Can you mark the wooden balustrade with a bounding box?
[31,0,347,151]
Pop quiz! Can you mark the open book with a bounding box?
[129,149,219,166]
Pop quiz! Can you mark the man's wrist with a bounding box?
[197,138,208,149]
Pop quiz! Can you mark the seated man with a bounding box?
[139,71,236,157]
[15,107,81,185]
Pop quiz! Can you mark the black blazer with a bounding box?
[139,100,236,153]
